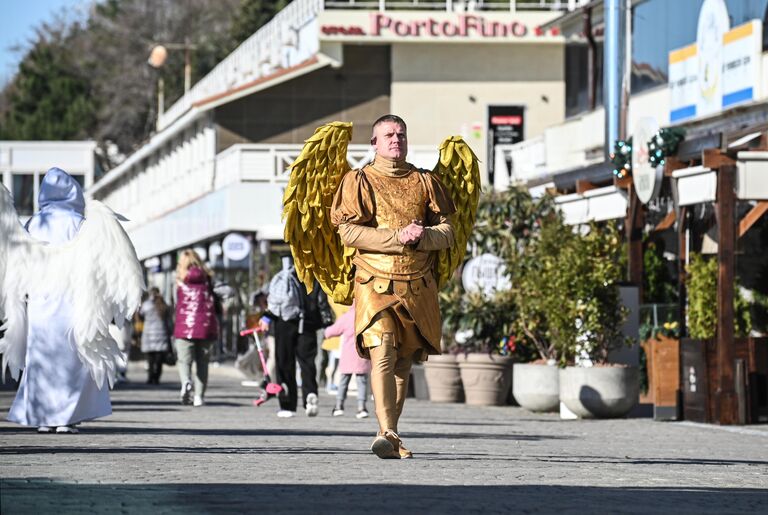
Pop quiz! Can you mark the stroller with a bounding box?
[239,327,287,406]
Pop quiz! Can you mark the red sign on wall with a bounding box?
[320,14,559,39]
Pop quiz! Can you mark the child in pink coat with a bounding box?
[323,302,371,418]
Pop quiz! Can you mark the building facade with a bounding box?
[1,140,97,217]
[506,0,768,225]
[89,0,588,277]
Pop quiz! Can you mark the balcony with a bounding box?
[323,1,588,11]
[158,0,587,131]
[213,143,439,189]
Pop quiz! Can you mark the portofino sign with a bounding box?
[321,12,560,40]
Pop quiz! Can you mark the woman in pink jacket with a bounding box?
[323,301,371,418]
[173,249,220,407]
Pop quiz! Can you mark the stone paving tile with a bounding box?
[0,363,766,514]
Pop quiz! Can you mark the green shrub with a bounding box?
[686,253,751,339]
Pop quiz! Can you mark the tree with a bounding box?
[0,25,96,141]
[79,0,239,162]
[1,0,293,166]
[228,0,291,52]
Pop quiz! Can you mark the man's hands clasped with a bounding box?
[399,220,424,246]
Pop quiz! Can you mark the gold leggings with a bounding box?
[363,307,420,433]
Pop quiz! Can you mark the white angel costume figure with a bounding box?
[1,168,144,433]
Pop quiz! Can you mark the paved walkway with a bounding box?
[1,362,766,514]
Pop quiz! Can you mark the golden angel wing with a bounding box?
[282,122,356,305]
[433,136,482,287]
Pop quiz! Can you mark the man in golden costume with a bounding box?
[330,115,455,459]
[280,116,479,459]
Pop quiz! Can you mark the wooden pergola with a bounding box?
[620,131,768,425]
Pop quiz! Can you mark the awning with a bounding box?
[553,160,614,190]
[554,185,628,225]
[127,182,285,260]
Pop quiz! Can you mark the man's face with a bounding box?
[372,121,407,160]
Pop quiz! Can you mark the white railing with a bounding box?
[214,143,441,189]
[323,0,587,11]
[214,143,376,189]
[158,0,323,130]
[507,135,548,183]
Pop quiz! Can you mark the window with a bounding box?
[71,175,85,189]
[565,38,604,118]
[12,174,34,216]
[632,0,768,94]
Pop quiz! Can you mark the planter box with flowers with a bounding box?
[639,321,681,420]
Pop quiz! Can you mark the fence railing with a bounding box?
[213,143,442,189]
[323,0,588,11]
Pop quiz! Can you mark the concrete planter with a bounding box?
[458,354,513,406]
[559,366,639,418]
[409,363,430,400]
[424,354,464,403]
[512,363,560,412]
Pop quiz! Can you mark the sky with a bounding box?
[0,0,89,86]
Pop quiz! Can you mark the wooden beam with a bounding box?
[758,131,768,150]
[627,185,644,300]
[664,156,688,176]
[654,210,676,232]
[702,148,735,170]
[738,201,768,239]
[614,174,632,189]
[677,206,688,338]
[716,165,737,425]
[576,179,598,194]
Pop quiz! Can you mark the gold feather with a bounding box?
[432,136,482,288]
[282,122,355,305]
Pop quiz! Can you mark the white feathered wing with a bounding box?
[0,187,145,388]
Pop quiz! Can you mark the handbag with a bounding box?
[163,340,177,366]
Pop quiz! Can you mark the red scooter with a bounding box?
[239,327,286,406]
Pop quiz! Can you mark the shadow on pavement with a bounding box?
[0,481,765,514]
[528,454,768,467]
[0,426,568,442]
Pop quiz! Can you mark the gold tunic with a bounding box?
[330,155,455,359]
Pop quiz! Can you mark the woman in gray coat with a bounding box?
[139,287,170,384]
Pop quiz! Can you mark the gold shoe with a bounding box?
[370,430,401,459]
[398,440,413,459]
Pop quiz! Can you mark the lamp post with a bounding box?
[148,41,197,116]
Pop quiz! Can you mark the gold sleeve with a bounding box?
[415,172,456,251]
[423,171,457,217]
[338,223,405,254]
[416,212,454,251]
[331,170,374,226]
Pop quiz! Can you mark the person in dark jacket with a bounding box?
[139,287,170,385]
[173,249,219,406]
[259,256,333,418]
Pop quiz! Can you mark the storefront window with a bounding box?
[13,174,34,216]
[632,0,768,94]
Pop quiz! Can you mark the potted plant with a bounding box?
[508,195,572,412]
[637,236,680,413]
[548,221,638,419]
[424,280,465,403]
[681,253,756,422]
[434,187,544,406]
[639,317,680,419]
[449,288,519,406]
